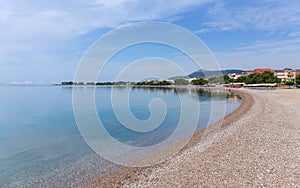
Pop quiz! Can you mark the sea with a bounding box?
[0,86,241,187]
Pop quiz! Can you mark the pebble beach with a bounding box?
[84,89,300,187]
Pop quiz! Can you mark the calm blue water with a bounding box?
[0,86,241,187]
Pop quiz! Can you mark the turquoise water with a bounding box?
[0,86,241,187]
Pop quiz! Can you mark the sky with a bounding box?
[0,0,300,83]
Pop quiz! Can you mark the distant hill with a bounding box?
[169,69,245,80]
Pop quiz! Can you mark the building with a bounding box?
[253,68,274,73]
[294,71,300,76]
[274,68,294,82]
[186,78,198,83]
[245,67,298,83]
[291,71,300,80]
[274,70,286,82]
[228,73,243,80]
[244,68,273,76]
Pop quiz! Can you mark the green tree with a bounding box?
[285,81,294,86]
[86,82,95,85]
[248,73,262,84]
[208,76,225,84]
[296,75,300,85]
[61,81,74,85]
[223,75,232,84]
[236,76,250,83]
[114,81,127,85]
[262,71,280,83]
[191,78,208,85]
[174,79,189,85]
[244,72,280,84]
[157,80,173,86]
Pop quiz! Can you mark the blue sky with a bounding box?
[0,0,300,83]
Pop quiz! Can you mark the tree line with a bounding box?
[61,78,209,86]
[60,73,300,86]
[227,71,281,84]
[209,71,300,85]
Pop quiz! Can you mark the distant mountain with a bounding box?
[189,69,245,78]
[221,69,245,74]
[169,75,190,80]
[169,69,245,80]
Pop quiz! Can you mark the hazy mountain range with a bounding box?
[169,69,245,80]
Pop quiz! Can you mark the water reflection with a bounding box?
[0,85,241,187]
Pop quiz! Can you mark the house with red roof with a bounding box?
[244,67,298,83]
[245,68,273,75]
[284,68,293,71]
[274,68,294,82]
[253,68,274,73]
[294,71,300,75]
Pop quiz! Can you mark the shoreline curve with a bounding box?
[82,89,254,187]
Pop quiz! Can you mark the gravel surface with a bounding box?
[85,89,300,187]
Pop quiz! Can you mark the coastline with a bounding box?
[110,88,300,187]
[82,89,254,187]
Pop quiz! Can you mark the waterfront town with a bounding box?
[58,67,300,88]
[227,68,300,83]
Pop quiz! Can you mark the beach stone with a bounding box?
[84,89,300,187]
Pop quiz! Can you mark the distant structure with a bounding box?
[228,73,243,80]
[185,78,198,83]
[233,67,299,83]
[244,68,273,75]
[254,68,273,73]
[273,68,293,82]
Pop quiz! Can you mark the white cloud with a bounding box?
[0,0,211,82]
[198,0,300,69]
[0,0,211,38]
[0,0,213,53]
[200,0,300,32]
[289,32,300,37]
[215,36,300,69]
[216,50,300,70]
[1,0,299,82]
[235,38,300,52]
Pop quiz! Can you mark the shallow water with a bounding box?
[0,86,241,187]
